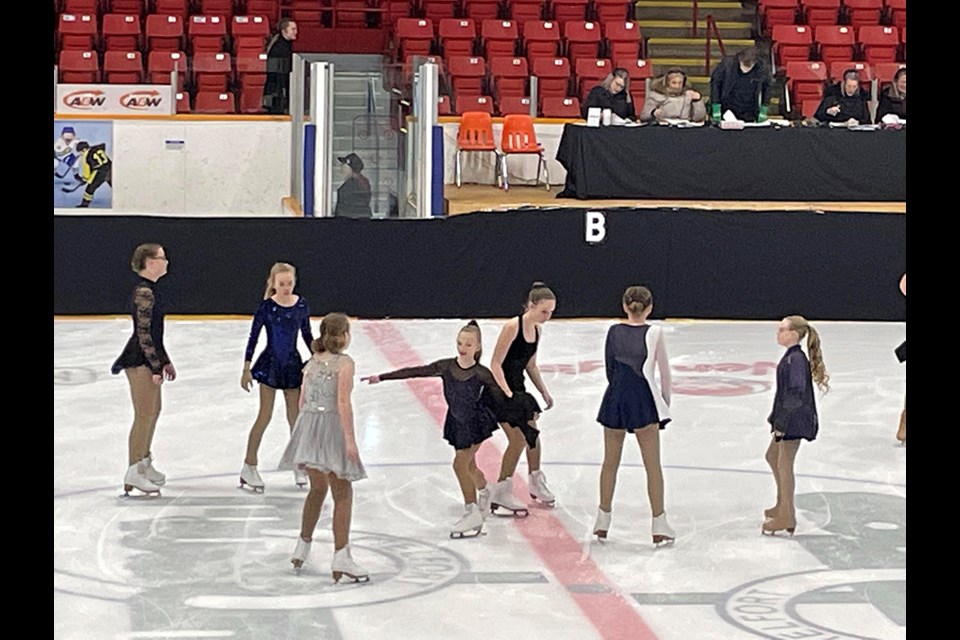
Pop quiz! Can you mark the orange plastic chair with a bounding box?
[499,114,548,191]
[455,111,502,187]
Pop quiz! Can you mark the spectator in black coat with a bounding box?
[334,153,372,218]
[262,19,298,115]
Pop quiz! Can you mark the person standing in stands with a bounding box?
[814,69,871,125]
[334,153,372,218]
[709,47,771,122]
[582,68,636,121]
[262,19,298,115]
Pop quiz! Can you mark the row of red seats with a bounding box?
[56,1,280,16]
[760,0,906,32]
[56,13,272,54]
[394,18,641,64]
[773,24,905,65]
[785,60,904,112]
[397,0,634,24]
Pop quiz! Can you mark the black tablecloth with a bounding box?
[555,124,906,201]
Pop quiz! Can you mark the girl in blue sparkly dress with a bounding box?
[239,262,314,492]
[593,286,675,545]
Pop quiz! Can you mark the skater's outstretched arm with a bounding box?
[362,359,447,383]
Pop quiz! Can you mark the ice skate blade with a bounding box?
[122,486,161,498]
[291,559,305,573]
[450,527,483,539]
[653,536,675,546]
[239,479,265,493]
[332,571,370,584]
[594,529,608,540]
[530,495,556,507]
[491,504,529,518]
[761,527,795,537]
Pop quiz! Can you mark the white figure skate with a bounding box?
[143,453,166,486]
[490,479,529,517]
[652,512,676,546]
[239,463,265,493]
[450,503,484,539]
[477,485,493,518]
[528,469,556,506]
[291,537,311,572]
[294,466,308,489]
[593,508,612,540]
[331,545,370,584]
[123,461,161,497]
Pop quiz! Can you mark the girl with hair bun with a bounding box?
[363,321,502,539]
[593,286,675,545]
[488,282,557,517]
[762,315,830,536]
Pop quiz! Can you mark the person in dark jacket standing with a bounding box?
[709,47,771,122]
[334,153,372,218]
[875,67,906,123]
[762,316,829,537]
[581,68,636,121]
[814,69,871,124]
[262,19,298,115]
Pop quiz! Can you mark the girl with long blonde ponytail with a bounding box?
[763,315,828,536]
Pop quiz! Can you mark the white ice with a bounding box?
[54,318,906,640]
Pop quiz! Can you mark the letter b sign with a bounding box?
[585,211,606,244]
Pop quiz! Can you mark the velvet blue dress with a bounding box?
[244,297,314,390]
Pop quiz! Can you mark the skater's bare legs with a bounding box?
[498,423,527,481]
[125,366,161,465]
[636,423,665,517]
[468,454,487,491]
[283,389,299,432]
[453,445,481,504]
[244,385,277,466]
[599,427,627,513]
[764,436,782,515]
[329,474,353,551]
[300,468,329,541]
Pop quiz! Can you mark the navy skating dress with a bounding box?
[496,315,545,449]
[597,323,671,431]
[111,279,171,375]
[767,344,818,442]
[244,297,314,390]
[379,359,502,450]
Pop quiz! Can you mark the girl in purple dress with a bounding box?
[239,262,314,492]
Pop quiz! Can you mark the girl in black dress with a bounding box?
[763,315,830,535]
[489,283,557,516]
[363,321,501,538]
[593,286,675,545]
[111,243,176,496]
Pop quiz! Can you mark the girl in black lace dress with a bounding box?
[489,283,557,516]
[111,243,176,496]
[363,321,502,538]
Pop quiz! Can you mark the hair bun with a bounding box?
[531,281,547,289]
[467,319,479,327]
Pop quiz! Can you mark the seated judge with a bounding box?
[640,68,707,123]
[581,68,636,121]
[875,67,906,123]
[814,69,871,125]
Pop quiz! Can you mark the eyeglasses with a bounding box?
[150,255,169,262]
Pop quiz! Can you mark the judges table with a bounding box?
[555,123,906,201]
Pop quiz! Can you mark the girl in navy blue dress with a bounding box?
[362,321,502,538]
[763,315,830,536]
[489,283,557,517]
[593,286,675,545]
[112,243,176,496]
[239,262,314,492]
